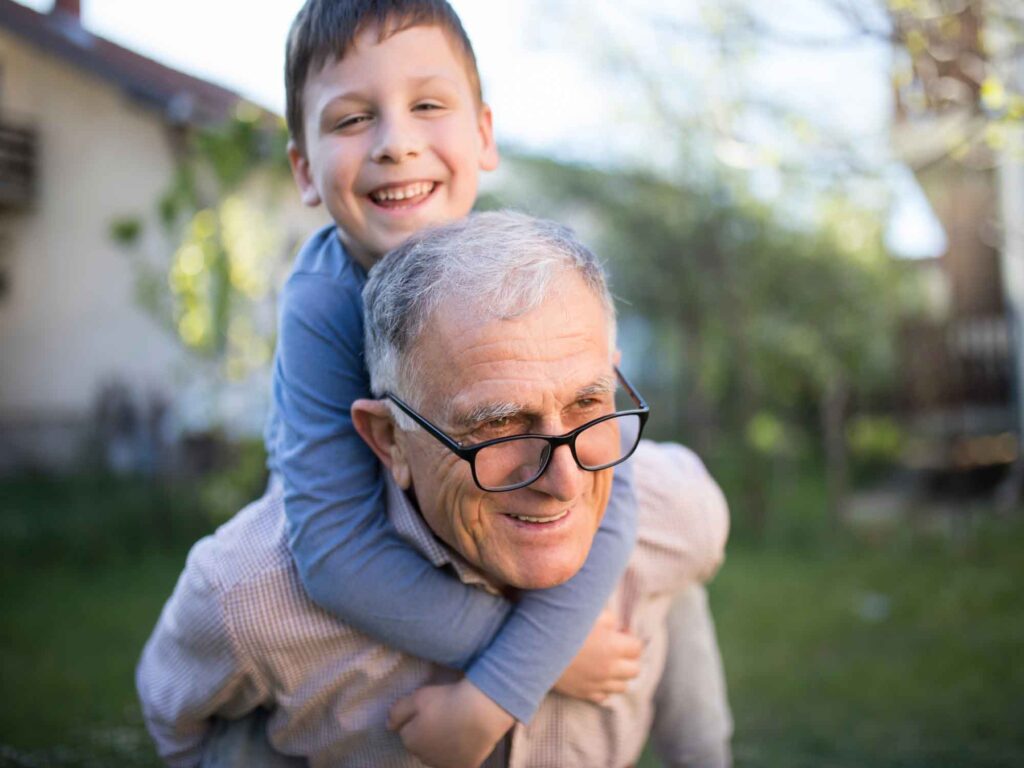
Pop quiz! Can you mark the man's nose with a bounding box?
[531,443,584,502]
[370,114,422,164]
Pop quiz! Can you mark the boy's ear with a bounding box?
[287,139,322,207]
[476,104,500,172]
[351,399,412,489]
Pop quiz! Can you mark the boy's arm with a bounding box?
[136,540,266,768]
[387,461,639,767]
[277,271,512,668]
[463,455,639,721]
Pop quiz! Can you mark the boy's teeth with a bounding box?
[371,182,433,202]
[507,509,569,524]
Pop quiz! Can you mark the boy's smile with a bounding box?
[289,25,499,270]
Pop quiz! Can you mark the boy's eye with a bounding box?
[413,101,445,113]
[334,113,372,131]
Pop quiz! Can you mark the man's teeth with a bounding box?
[507,509,570,524]
[371,182,434,202]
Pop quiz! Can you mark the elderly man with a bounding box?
[137,211,731,767]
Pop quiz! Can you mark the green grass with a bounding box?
[2,476,1023,767]
[0,554,183,767]
[706,530,1024,768]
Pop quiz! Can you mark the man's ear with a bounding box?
[476,103,500,172]
[352,399,412,489]
[287,139,322,207]
[613,348,622,366]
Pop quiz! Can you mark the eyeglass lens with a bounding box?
[474,413,642,491]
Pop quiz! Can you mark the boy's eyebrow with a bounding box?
[318,73,464,114]
[406,73,462,91]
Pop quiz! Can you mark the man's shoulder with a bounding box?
[629,440,730,584]
[186,487,296,599]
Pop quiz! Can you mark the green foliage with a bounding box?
[196,438,270,525]
[0,474,210,569]
[109,216,142,246]
[0,442,267,571]
[491,153,915,535]
[493,153,908,441]
[848,415,905,463]
[111,106,292,382]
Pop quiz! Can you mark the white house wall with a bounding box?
[0,29,326,471]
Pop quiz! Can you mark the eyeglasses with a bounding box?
[385,367,649,492]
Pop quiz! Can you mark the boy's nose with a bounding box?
[371,116,422,164]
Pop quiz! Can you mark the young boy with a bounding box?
[269,1,654,764]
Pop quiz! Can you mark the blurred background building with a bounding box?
[0,0,324,474]
[891,0,1022,479]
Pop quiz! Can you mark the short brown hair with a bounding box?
[286,0,482,151]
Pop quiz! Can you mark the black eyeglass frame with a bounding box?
[385,366,650,492]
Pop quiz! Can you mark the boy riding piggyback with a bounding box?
[266,1,710,765]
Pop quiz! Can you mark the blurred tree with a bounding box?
[111,104,293,383]
[519,0,1021,532]
[490,154,908,534]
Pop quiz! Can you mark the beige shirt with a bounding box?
[137,441,729,768]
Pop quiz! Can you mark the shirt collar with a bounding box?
[384,472,506,596]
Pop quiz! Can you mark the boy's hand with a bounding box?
[554,609,643,703]
[387,678,514,768]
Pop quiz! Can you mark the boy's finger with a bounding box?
[610,659,642,681]
[603,679,629,694]
[613,632,644,659]
[387,695,418,732]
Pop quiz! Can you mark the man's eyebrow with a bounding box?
[452,401,524,430]
[450,375,617,430]
[575,375,616,400]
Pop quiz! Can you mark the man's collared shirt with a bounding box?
[137,441,729,768]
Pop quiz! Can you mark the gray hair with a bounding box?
[363,210,616,421]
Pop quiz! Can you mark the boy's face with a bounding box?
[289,25,499,269]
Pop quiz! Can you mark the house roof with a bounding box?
[0,0,243,124]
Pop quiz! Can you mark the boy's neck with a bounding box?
[336,229,381,273]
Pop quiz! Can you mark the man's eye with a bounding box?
[472,416,518,440]
[488,416,512,430]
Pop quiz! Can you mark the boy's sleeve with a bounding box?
[276,272,511,669]
[278,268,638,723]
[464,434,639,723]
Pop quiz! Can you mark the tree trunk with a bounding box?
[821,375,850,530]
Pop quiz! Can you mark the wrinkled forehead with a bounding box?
[408,277,615,417]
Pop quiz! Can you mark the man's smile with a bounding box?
[502,507,572,526]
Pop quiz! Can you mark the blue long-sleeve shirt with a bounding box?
[264,224,637,723]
